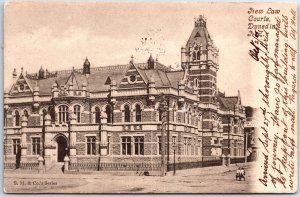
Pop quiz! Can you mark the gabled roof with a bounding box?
[218,96,238,111]
[17,60,186,96]
[186,16,212,49]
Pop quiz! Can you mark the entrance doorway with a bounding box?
[56,136,68,162]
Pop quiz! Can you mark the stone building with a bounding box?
[244,106,259,162]
[4,15,245,173]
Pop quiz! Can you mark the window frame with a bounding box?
[86,136,96,155]
[15,110,20,126]
[32,137,41,155]
[58,105,69,123]
[95,106,101,124]
[135,104,142,122]
[134,136,144,155]
[12,138,21,155]
[124,105,130,122]
[121,136,132,155]
[73,105,81,123]
[105,105,113,123]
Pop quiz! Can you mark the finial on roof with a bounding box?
[130,55,134,63]
[12,68,17,78]
[21,67,23,73]
[195,14,207,27]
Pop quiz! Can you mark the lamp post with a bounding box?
[159,94,168,177]
[244,129,248,164]
[4,105,9,162]
[98,113,102,171]
[172,141,177,176]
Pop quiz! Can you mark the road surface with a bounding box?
[4,162,257,193]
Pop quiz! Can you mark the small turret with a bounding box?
[83,57,91,75]
[12,68,17,79]
[147,54,155,69]
[38,66,45,79]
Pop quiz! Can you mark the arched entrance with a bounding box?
[56,135,68,162]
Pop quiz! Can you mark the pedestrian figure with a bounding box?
[236,167,245,181]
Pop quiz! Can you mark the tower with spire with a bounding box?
[181,15,219,104]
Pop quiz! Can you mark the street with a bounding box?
[4,162,257,193]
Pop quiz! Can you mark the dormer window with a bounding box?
[105,77,111,85]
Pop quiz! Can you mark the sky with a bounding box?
[4,2,261,107]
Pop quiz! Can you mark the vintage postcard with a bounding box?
[3,1,297,194]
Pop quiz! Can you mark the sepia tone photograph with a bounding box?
[3,1,297,194]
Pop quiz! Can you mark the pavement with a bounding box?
[4,162,256,193]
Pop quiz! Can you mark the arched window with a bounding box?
[193,51,196,60]
[95,107,100,123]
[194,78,199,87]
[124,105,130,122]
[15,111,20,126]
[74,105,81,123]
[48,106,55,123]
[135,104,142,122]
[105,105,112,123]
[23,110,29,118]
[58,105,69,123]
[159,108,163,121]
[188,109,191,124]
[197,51,201,60]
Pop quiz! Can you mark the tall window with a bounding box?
[197,51,201,60]
[124,105,130,122]
[121,137,131,155]
[193,51,196,60]
[95,107,100,123]
[23,110,29,118]
[86,136,96,155]
[15,111,20,126]
[32,137,40,155]
[105,105,112,123]
[134,136,144,155]
[159,108,163,121]
[183,137,188,155]
[74,105,81,123]
[107,136,110,155]
[13,139,21,155]
[58,105,69,123]
[135,104,142,122]
[48,106,55,123]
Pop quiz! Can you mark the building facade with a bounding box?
[4,15,246,173]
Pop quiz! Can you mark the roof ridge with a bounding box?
[26,64,131,77]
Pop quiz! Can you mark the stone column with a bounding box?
[100,112,108,156]
[44,114,52,171]
[227,154,231,166]
[64,155,70,172]
[38,156,44,174]
[221,154,226,166]
[69,113,77,168]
